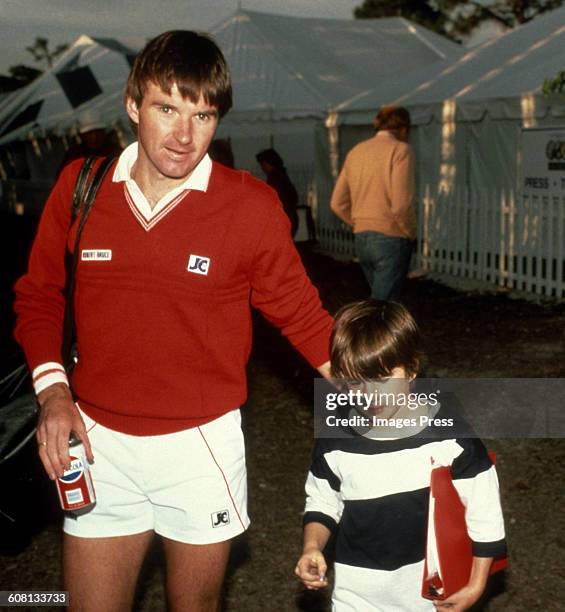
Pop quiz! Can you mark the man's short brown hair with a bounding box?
[373,106,411,132]
[125,30,232,118]
[330,300,421,380]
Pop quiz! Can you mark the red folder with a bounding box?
[422,452,507,601]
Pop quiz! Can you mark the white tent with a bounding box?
[0,35,135,148]
[211,9,462,182]
[335,5,565,197]
[213,9,459,120]
[0,11,462,215]
[0,35,135,211]
[327,6,565,297]
[0,10,461,153]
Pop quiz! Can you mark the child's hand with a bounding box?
[294,549,329,590]
[434,556,492,610]
[432,583,482,610]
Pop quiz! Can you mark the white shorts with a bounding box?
[63,407,249,544]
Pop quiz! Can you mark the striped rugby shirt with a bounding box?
[303,403,507,611]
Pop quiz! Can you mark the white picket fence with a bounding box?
[4,169,564,299]
[318,185,565,299]
[418,188,565,299]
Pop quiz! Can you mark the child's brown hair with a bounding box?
[330,300,421,380]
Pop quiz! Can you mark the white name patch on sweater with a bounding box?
[81,249,112,261]
[187,254,211,275]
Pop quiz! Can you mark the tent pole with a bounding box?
[325,111,339,180]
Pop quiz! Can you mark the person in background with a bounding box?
[208,138,235,168]
[256,147,299,237]
[330,106,416,301]
[56,111,122,178]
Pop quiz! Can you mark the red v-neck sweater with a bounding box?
[14,158,333,435]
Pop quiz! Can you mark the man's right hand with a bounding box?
[36,383,94,479]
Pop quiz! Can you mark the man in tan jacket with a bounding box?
[330,106,416,300]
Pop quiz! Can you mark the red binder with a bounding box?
[422,452,507,601]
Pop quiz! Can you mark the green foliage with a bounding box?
[354,0,445,27]
[0,65,43,93]
[8,65,42,83]
[353,0,564,42]
[0,36,69,92]
[25,37,69,70]
[543,70,565,98]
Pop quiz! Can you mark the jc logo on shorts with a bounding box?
[211,509,230,527]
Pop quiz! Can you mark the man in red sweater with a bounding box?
[14,31,332,611]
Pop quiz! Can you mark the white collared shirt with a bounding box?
[112,142,212,221]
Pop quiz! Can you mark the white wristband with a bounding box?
[32,362,69,395]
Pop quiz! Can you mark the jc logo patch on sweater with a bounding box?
[187,254,211,276]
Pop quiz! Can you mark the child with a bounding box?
[295,300,506,611]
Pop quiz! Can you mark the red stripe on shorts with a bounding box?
[198,427,246,530]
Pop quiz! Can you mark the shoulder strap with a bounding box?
[71,156,97,221]
[61,156,116,366]
[72,155,115,238]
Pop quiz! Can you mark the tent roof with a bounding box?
[0,10,464,142]
[211,9,462,121]
[0,35,135,145]
[338,5,565,123]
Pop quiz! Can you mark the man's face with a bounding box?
[126,81,219,186]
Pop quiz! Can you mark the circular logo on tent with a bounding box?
[59,456,84,484]
[546,140,565,161]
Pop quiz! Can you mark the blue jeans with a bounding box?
[354,231,413,301]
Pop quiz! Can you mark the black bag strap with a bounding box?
[61,156,116,365]
[71,156,97,221]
